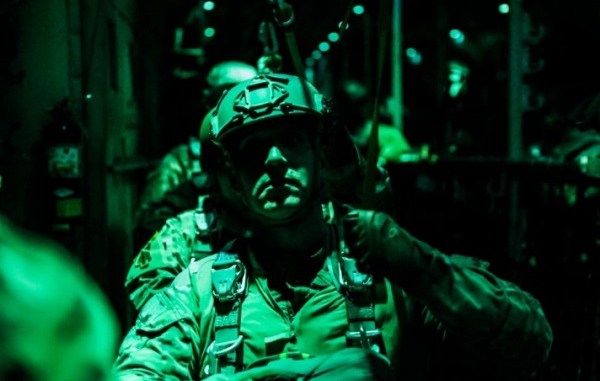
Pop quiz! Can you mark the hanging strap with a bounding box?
[206,252,248,376]
[363,0,394,208]
[206,229,385,377]
[188,136,202,176]
[191,201,217,260]
[269,0,305,79]
[337,256,386,354]
[332,225,386,355]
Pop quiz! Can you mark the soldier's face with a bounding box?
[224,121,317,222]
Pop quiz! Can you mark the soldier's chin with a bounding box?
[256,198,303,222]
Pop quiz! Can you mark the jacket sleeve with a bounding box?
[397,237,553,378]
[138,145,193,212]
[126,212,197,311]
[115,268,203,381]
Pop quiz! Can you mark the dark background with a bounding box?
[1,0,599,380]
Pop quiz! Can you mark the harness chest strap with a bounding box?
[206,249,385,375]
[334,254,387,355]
[206,252,248,376]
[191,205,217,260]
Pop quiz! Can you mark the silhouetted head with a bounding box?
[0,216,119,381]
[200,73,332,231]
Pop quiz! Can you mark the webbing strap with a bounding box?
[363,0,394,208]
[344,289,386,355]
[191,205,216,260]
[334,225,387,355]
[188,136,202,178]
[339,258,386,355]
[207,252,247,376]
[207,228,386,377]
[269,0,305,79]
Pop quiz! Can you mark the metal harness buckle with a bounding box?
[337,255,373,295]
[206,335,244,375]
[346,324,384,353]
[211,257,248,303]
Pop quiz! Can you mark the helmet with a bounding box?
[203,73,327,143]
[206,61,258,89]
[199,73,331,231]
[203,61,258,112]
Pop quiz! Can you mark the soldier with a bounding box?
[134,61,258,243]
[0,215,119,381]
[128,61,258,310]
[127,69,391,313]
[114,73,552,380]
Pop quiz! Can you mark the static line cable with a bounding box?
[362,0,393,208]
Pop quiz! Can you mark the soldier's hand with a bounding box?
[340,205,439,290]
[341,206,399,273]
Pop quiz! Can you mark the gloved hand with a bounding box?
[340,205,446,291]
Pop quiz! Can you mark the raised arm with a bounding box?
[341,207,553,377]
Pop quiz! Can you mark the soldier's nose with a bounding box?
[265,146,288,177]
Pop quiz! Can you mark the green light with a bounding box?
[352,5,365,15]
[448,60,469,97]
[204,27,215,38]
[528,256,538,267]
[449,29,465,44]
[448,83,462,98]
[318,42,330,52]
[529,145,542,157]
[498,4,509,14]
[203,1,215,11]
[327,32,340,43]
[405,47,422,65]
[312,50,322,60]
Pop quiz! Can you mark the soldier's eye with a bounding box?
[280,131,308,150]
[238,137,264,157]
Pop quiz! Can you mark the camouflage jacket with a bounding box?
[128,160,395,312]
[116,225,553,380]
[126,208,212,311]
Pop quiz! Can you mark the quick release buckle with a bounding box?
[206,335,244,375]
[211,258,248,303]
[337,256,373,294]
[346,324,385,354]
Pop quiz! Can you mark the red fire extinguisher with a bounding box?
[42,98,83,250]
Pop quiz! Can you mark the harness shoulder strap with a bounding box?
[191,200,217,260]
[206,250,248,376]
[188,136,202,175]
[330,224,387,355]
